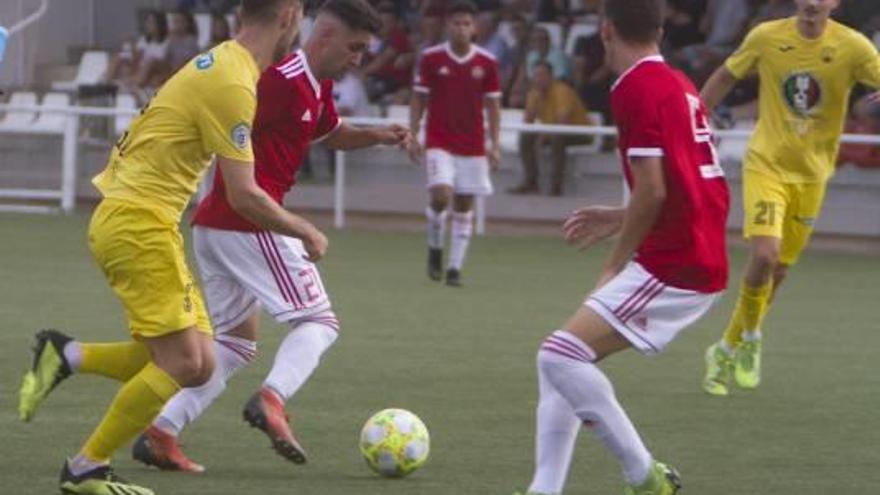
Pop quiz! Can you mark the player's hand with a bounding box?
[302,227,329,262]
[488,144,501,171]
[562,206,623,251]
[377,124,412,150]
[407,139,423,165]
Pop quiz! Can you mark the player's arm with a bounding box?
[700,66,739,113]
[408,91,427,162]
[219,158,327,261]
[321,122,411,150]
[597,156,666,287]
[485,95,501,170]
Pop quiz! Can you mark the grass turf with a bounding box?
[1,211,878,494]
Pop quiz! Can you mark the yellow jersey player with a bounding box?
[701,0,880,396]
[15,2,333,494]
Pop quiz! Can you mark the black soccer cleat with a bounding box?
[428,248,443,281]
[445,269,462,287]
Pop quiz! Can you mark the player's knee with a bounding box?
[536,330,597,371]
[773,263,789,286]
[752,243,781,273]
[173,352,215,387]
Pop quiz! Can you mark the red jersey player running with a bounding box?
[515,1,729,494]
[130,0,411,472]
[408,0,502,287]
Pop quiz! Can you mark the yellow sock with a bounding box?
[80,342,151,382]
[81,362,180,463]
[722,280,773,348]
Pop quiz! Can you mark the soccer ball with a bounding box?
[359,408,430,478]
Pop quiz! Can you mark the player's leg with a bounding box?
[446,193,474,287]
[426,149,455,281]
[704,171,785,395]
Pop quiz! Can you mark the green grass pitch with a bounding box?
[1,212,878,494]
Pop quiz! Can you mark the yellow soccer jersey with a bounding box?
[726,18,880,183]
[93,40,260,222]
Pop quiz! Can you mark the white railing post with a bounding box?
[334,149,346,229]
[60,111,79,213]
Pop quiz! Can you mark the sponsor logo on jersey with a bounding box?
[471,66,485,79]
[633,315,648,331]
[782,72,822,116]
[231,122,250,149]
[195,52,214,70]
[439,66,450,76]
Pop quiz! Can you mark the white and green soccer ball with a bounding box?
[359,408,430,478]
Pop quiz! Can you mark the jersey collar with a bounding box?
[296,49,321,98]
[611,55,665,92]
[444,42,476,64]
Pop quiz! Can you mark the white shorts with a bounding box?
[585,262,720,355]
[426,148,493,196]
[193,226,332,334]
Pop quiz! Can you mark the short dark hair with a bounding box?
[319,0,382,35]
[240,0,299,24]
[449,0,478,16]
[602,0,664,44]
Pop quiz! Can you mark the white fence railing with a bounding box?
[2,103,880,224]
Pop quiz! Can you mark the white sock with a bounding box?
[719,339,735,355]
[527,364,581,494]
[67,454,106,476]
[742,330,762,342]
[538,330,653,486]
[154,334,257,436]
[63,341,82,372]
[447,211,473,271]
[263,312,339,402]
[426,207,447,250]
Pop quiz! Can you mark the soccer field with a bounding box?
[1,212,878,495]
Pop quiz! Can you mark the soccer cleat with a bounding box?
[702,342,734,396]
[734,339,762,389]
[60,460,154,495]
[243,387,308,465]
[19,329,74,422]
[445,268,462,287]
[624,461,682,495]
[132,425,205,473]
[428,248,443,281]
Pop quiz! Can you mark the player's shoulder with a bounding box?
[828,19,876,53]
[270,51,307,80]
[421,42,447,60]
[472,45,497,63]
[201,40,259,86]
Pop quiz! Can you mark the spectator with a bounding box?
[534,0,570,23]
[524,26,570,81]
[510,61,592,197]
[360,2,414,103]
[571,31,612,119]
[103,10,168,85]
[131,10,200,93]
[673,0,749,83]
[503,13,531,107]
[412,6,445,69]
[476,8,511,75]
[750,0,796,26]
[208,12,232,48]
[663,0,706,52]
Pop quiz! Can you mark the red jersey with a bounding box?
[414,42,501,156]
[611,56,729,293]
[193,50,340,232]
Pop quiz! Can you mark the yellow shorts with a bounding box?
[88,199,211,338]
[742,169,827,265]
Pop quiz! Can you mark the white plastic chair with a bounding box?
[499,108,525,154]
[565,23,599,56]
[51,51,109,91]
[31,92,69,133]
[195,13,211,49]
[565,111,604,155]
[537,22,563,50]
[0,91,38,130]
[115,93,137,136]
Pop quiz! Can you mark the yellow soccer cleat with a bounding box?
[60,461,154,495]
[734,339,762,389]
[702,342,734,396]
[19,329,74,422]
[625,462,682,495]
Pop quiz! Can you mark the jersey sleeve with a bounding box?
[484,59,502,98]
[725,23,766,79]
[850,31,880,88]
[622,87,664,159]
[414,53,432,94]
[314,82,342,142]
[198,82,256,162]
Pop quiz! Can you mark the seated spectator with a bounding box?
[103,10,168,85]
[524,26,570,81]
[477,8,510,72]
[131,10,200,94]
[662,0,706,53]
[360,2,414,104]
[672,0,749,84]
[208,12,232,48]
[412,5,445,69]
[572,31,612,119]
[510,61,592,197]
[503,13,531,107]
